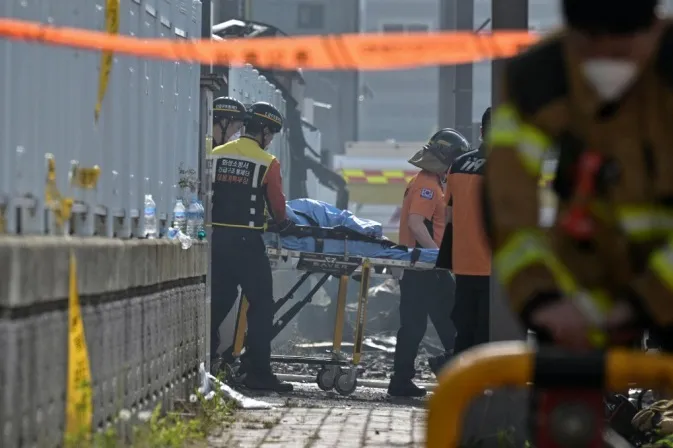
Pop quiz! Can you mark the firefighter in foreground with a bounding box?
[210,102,293,392]
[212,96,246,147]
[484,0,673,354]
[388,128,469,397]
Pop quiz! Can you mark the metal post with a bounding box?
[455,0,474,140]
[438,0,457,129]
[199,72,225,370]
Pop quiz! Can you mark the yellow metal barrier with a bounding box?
[427,341,673,448]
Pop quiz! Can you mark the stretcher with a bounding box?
[224,225,438,395]
[427,341,673,447]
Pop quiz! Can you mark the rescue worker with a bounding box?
[388,128,470,397]
[210,101,294,391]
[212,97,246,147]
[484,0,673,352]
[432,108,492,373]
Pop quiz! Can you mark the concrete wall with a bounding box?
[0,237,208,448]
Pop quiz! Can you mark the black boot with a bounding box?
[387,376,427,398]
[428,352,452,376]
[243,370,294,393]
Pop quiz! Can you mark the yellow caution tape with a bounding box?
[94,0,120,122]
[70,165,101,189]
[45,154,74,230]
[65,251,93,439]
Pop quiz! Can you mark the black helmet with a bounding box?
[245,102,284,134]
[213,97,245,121]
[562,0,657,35]
[408,128,470,174]
[427,128,470,165]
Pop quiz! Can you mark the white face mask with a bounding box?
[228,130,241,142]
[581,59,638,101]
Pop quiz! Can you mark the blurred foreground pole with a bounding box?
[199,0,225,371]
[489,0,527,343]
[438,0,457,129]
[452,1,530,445]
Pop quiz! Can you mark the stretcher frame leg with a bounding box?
[224,273,314,359]
[315,275,351,393]
[352,260,371,367]
[326,260,372,396]
[332,275,349,355]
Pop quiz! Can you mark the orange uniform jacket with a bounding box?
[445,146,491,276]
[399,171,446,248]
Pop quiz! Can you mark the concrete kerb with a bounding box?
[0,236,209,308]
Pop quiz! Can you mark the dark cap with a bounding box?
[481,107,491,132]
[562,0,658,35]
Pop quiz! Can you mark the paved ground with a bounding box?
[209,383,427,447]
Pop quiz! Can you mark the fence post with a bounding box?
[199,73,225,371]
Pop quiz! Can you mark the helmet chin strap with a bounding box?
[214,119,230,146]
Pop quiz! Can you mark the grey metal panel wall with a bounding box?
[249,0,359,154]
[0,0,202,237]
[358,0,440,142]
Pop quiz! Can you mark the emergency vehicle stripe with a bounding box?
[340,169,419,184]
[489,103,551,177]
[618,205,673,241]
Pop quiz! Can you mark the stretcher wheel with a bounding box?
[334,370,357,396]
[316,366,337,391]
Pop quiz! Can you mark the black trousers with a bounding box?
[452,274,490,356]
[393,269,456,380]
[210,227,274,374]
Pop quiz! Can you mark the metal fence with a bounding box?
[0,0,204,237]
[1,1,293,237]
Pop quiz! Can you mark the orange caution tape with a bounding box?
[0,17,538,70]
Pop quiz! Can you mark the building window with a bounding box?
[381,23,430,33]
[406,23,429,33]
[297,2,325,29]
[382,23,405,33]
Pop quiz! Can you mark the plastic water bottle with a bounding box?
[186,196,199,238]
[144,194,157,238]
[177,229,192,249]
[173,199,187,233]
[167,222,191,249]
[196,199,205,240]
[167,222,179,240]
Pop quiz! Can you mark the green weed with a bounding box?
[65,389,236,448]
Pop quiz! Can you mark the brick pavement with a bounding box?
[209,406,426,447]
